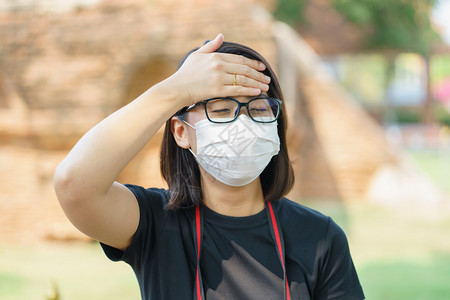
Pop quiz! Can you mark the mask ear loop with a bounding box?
[181,119,196,130]
[180,119,198,159]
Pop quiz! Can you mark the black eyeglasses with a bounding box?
[184,96,282,124]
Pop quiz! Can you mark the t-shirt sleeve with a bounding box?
[315,218,365,300]
[100,184,169,268]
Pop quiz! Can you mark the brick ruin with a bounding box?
[0,0,397,242]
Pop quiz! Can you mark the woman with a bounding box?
[54,34,365,299]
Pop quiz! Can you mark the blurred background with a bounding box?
[1,0,449,299]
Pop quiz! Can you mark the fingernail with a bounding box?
[262,84,269,91]
[264,75,271,83]
[259,62,266,69]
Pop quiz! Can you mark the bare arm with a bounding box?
[53,85,180,250]
[53,34,271,250]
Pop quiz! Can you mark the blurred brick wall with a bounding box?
[0,0,278,242]
[0,0,395,242]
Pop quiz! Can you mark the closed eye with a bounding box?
[250,108,268,112]
[211,108,231,113]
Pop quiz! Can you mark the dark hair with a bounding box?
[160,41,294,209]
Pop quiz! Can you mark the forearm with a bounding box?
[54,82,180,200]
[54,33,270,202]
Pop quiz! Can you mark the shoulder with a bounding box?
[275,197,331,227]
[275,199,364,298]
[123,184,174,220]
[274,198,346,243]
[123,184,195,219]
[125,184,169,206]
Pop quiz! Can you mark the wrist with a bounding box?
[150,76,191,108]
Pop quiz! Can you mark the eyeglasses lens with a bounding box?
[206,99,238,123]
[248,98,278,122]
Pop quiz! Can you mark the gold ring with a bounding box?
[233,74,237,86]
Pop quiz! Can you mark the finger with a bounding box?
[221,85,262,97]
[196,33,224,53]
[230,74,269,92]
[225,63,271,84]
[220,53,267,72]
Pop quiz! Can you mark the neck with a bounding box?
[200,170,265,217]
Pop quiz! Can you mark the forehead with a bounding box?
[234,92,269,102]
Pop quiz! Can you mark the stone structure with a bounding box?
[0,0,399,242]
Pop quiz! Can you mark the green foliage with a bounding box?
[431,54,450,83]
[393,107,422,124]
[385,99,450,126]
[333,0,440,54]
[333,0,372,24]
[273,0,441,55]
[338,55,387,106]
[436,104,450,126]
[273,0,306,25]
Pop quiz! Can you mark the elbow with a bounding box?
[53,163,84,205]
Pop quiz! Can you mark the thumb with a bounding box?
[196,33,224,53]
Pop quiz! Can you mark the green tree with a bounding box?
[275,0,440,55]
[332,0,441,124]
[274,0,306,25]
[333,0,439,55]
[274,0,443,124]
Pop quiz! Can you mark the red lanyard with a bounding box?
[194,205,205,300]
[193,202,291,300]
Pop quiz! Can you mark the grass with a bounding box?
[352,207,450,300]
[359,254,450,300]
[0,242,139,300]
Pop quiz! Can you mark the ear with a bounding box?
[171,116,191,149]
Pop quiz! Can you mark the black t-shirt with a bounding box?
[101,185,365,300]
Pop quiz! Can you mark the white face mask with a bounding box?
[183,115,280,186]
